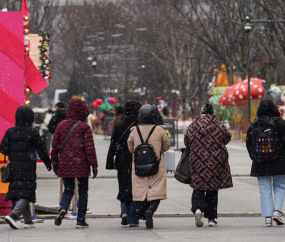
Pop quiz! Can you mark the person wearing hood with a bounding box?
[51,98,98,229]
[127,104,170,228]
[184,104,232,227]
[0,106,52,229]
[48,101,66,134]
[246,100,285,227]
[106,101,141,226]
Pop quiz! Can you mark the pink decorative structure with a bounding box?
[0,11,49,140]
[0,12,25,140]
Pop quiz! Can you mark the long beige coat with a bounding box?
[128,124,170,201]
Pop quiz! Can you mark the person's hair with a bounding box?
[124,101,142,117]
[201,104,214,114]
[56,101,65,109]
[115,105,125,116]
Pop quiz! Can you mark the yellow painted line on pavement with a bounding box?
[35,212,261,217]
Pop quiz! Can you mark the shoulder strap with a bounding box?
[116,121,136,146]
[136,125,157,144]
[3,155,6,165]
[145,125,156,143]
[61,120,81,150]
[136,126,144,144]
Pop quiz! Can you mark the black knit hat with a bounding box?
[138,104,157,124]
[56,102,65,109]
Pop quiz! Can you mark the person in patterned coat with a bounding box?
[184,104,232,227]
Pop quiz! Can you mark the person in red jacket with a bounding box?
[51,98,98,228]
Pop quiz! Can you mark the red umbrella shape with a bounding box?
[232,78,265,104]
[219,84,239,106]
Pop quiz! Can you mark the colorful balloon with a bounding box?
[109,97,116,105]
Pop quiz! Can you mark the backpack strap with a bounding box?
[136,126,145,144]
[145,125,157,143]
[116,121,136,147]
[136,125,157,144]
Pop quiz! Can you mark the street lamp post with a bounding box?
[245,16,251,124]
[244,16,285,124]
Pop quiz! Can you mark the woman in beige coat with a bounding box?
[127,104,170,228]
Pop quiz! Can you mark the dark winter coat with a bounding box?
[51,98,98,177]
[48,110,66,134]
[184,114,233,191]
[155,109,164,125]
[106,115,139,202]
[0,106,52,203]
[247,100,285,177]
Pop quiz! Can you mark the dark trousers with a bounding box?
[60,177,89,222]
[128,200,160,224]
[191,189,218,219]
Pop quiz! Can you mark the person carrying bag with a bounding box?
[128,104,170,229]
[0,106,52,230]
[51,98,98,229]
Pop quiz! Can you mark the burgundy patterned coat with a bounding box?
[51,98,98,177]
[184,114,233,191]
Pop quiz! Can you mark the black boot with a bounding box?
[121,214,128,225]
[76,221,89,228]
[145,210,153,229]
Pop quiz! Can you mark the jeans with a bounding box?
[191,189,218,219]
[60,177,89,222]
[128,200,160,224]
[10,198,32,222]
[257,175,285,217]
[121,201,131,215]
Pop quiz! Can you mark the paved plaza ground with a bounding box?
[1,134,285,241]
[1,217,285,242]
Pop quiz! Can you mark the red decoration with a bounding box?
[219,84,238,106]
[25,55,49,94]
[219,78,265,106]
[109,97,116,105]
[96,99,103,106]
[93,101,98,108]
[231,78,265,104]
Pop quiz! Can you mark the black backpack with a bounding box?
[134,125,162,177]
[249,116,281,163]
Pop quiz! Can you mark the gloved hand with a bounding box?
[92,167,98,179]
[47,166,52,172]
[53,165,58,176]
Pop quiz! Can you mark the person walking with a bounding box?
[246,100,285,227]
[41,107,53,151]
[184,104,233,227]
[111,105,125,133]
[0,106,52,229]
[106,101,141,225]
[51,98,98,228]
[48,101,66,134]
[127,104,170,228]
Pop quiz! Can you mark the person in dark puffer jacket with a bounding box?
[51,98,98,229]
[0,106,52,230]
